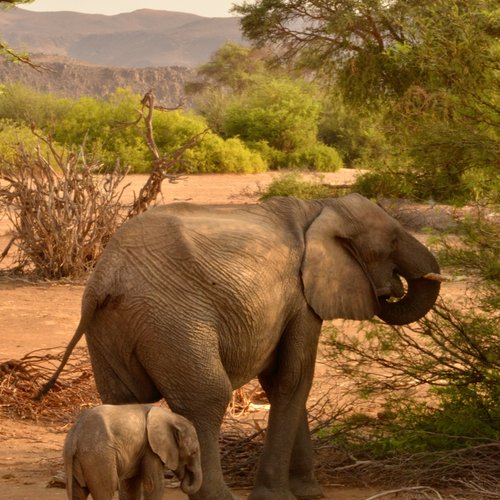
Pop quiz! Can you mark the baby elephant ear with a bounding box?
[301,207,378,321]
[146,407,179,470]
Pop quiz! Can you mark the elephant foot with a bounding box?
[290,476,324,500]
[248,486,297,500]
[189,484,235,500]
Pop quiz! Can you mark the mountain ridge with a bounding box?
[0,7,245,67]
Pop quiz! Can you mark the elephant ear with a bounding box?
[302,207,379,320]
[146,407,179,470]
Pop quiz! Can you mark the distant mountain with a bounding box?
[0,8,245,67]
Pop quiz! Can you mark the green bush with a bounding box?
[246,140,286,170]
[260,172,340,200]
[353,165,417,200]
[285,143,343,172]
[435,212,500,285]
[0,85,269,174]
[324,288,500,457]
[0,83,72,126]
[0,120,65,167]
[183,135,267,174]
[222,77,322,152]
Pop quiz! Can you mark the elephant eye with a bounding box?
[390,236,398,252]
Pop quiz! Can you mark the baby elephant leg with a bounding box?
[140,449,166,500]
[119,476,142,500]
[68,477,90,500]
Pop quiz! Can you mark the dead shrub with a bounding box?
[0,346,99,423]
[0,141,128,279]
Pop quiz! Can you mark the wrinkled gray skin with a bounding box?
[64,404,202,499]
[42,194,441,500]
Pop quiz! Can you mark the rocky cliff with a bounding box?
[0,55,195,105]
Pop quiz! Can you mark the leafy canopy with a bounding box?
[235,0,499,203]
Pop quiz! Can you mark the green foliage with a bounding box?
[51,87,151,172]
[154,109,267,173]
[325,292,500,456]
[0,119,56,162]
[0,83,72,125]
[188,43,270,135]
[222,77,322,152]
[246,140,286,168]
[193,42,266,93]
[0,84,268,174]
[285,144,343,172]
[322,210,500,458]
[260,172,341,200]
[235,0,500,202]
[436,211,500,284]
[353,167,417,200]
[318,92,390,167]
[183,135,267,174]
[191,44,340,171]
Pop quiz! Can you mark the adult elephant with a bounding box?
[40,193,442,500]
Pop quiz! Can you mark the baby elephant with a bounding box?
[64,404,202,499]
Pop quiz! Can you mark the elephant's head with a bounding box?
[146,407,202,495]
[301,193,442,325]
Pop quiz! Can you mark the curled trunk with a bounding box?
[377,276,441,325]
[180,465,202,495]
[377,229,442,325]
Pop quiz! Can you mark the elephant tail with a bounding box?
[33,319,87,400]
[34,298,95,400]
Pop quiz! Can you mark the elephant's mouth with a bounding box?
[376,273,405,299]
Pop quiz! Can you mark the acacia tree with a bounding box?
[234,0,499,202]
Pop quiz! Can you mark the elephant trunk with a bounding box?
[377,275,441,325]
[179,465,202,495]
[377,232,443,325]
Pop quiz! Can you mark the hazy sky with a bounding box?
[22,0,242,18]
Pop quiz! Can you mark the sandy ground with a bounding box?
[0,171,463,499]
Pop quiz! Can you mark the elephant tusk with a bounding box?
[423,272,446,282]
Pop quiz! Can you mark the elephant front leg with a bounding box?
[251,317,322,500]
[143,344,236,500]
[289,410,324,500]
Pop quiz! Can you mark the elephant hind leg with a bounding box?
[77,453,118,500]
[86,339,161,404]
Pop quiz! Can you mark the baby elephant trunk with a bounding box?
[178,464,202,495]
